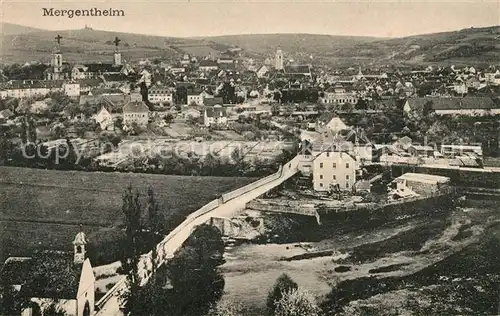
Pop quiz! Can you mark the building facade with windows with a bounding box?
[148,85,173,104]
[312,151,357,192]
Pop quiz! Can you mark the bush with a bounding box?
[267,273,298,315]
[274,288,322,316]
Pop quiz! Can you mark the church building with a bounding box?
[0,229,96,316]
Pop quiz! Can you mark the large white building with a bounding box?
[321,84,358,105]
[312,151,357,192]
[148,85,173,104]
[123,101,149,126]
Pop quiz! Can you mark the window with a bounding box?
[333,175,336,180]
[332,163,336,168]
[346,183,349,188]
[320,163,323,168]
[319,175,323,179]
[326,152,330,157]
[320,183,323,187]
[346,163,350,168]
[346,175,350,180]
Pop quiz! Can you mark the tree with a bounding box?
[121,186,143,316]
[146,187,164,278]
[274,288,322,316]
[164,113,174,123]
[267,273,298,315]
[167,224,226,316]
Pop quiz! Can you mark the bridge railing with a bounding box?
[94,276,127,312]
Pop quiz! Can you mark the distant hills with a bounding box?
[0,23,226,64]
[0,23,46,36]
[1,22,499,66]
[333,26,500,66]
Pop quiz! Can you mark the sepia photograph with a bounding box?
[0,0,499,315]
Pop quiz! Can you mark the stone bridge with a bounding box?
[93,156,301,315]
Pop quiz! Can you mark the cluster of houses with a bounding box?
[1,36,499,133]
[297,115,484,194]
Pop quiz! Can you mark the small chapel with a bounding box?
[0,229,96,316]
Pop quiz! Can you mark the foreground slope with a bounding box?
[0,166,255,263]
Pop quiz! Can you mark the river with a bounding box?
[220,197,500,315]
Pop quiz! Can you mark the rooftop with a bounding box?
[123,101,149,113]
[396,173,450,184]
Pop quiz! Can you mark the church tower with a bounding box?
[73,226,87,264]
[275,47,284,71]
[51,34,64,80]
[113,36,122,66]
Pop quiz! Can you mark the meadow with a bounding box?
[0,166,255,264]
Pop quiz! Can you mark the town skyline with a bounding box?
[1,1,499,38]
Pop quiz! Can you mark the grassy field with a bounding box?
[0,166,255,264]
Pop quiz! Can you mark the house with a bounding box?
[0,109,14,120]
[187,91,205,106]
[93,107,114,131]
[204,107,228,127]
[76,79,102,94]
[407,145,434,157]
[63,83,81,97]
[217,57,234,65]
[321,84,359,105]
[312,151,357,192]
[148,85,173,104]
[204,97,224,107]
[123,101,149,126]
[256,65,269,78]
[0,230,95,316]
[284,65,312,79]
[71,63,126,80]
[199,60,219,72]
[102,73,129,88]
[2,80,64,99]
[441,144,483,158]
[403,97,500,116]
[318,116,348,134]
[182,108,201,120]
[389,173,450,197]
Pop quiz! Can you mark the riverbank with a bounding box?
[220,198,498,315]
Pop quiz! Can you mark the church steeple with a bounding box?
[50,35,63,80]
[73,225,87,264]
[275,47,284,71]
[113,36,122,66]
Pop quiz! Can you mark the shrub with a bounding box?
[274,287,322,316]
[267,273,298,315]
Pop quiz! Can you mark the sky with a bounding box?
[1,0,499,38]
